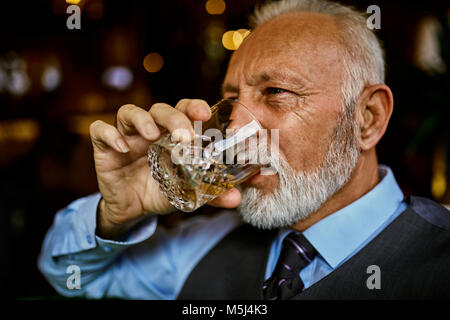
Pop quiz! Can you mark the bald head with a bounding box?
[250,11,341,47]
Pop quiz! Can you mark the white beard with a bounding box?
[237,109,360,230]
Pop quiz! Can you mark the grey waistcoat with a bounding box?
[178,196,450,299]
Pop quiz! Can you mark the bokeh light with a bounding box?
[69,114,115,136]
[205,0,226,15]
[432,145,447,199]
[222,31,237,50]
[79,92,107,113]
[143,53,164,73]
[0,119,40,142]
[41,65,62,92]
[237,28,251,39]
[102,66,133,90]
[8,69,30,96]
[66,0,81,5]
[222,29,250,50]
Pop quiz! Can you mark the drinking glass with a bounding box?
[148,99,268,212]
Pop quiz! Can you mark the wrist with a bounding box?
[96,198,135,240]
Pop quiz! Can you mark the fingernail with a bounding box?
[116,139,130,153]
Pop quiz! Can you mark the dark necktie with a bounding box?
[262,231,318,300]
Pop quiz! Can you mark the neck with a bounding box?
[292,149,380,232]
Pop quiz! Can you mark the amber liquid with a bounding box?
[182,160,261,208]
[148,136,261,212]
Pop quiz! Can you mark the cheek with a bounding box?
[276,115,336,172]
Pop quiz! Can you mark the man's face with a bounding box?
[223,12,345,194]
[222,12,359,228]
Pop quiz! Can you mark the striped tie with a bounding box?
[262,231,318,300]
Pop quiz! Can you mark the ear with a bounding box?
[355,84,394,151]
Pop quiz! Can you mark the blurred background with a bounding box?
[0,0,448,298]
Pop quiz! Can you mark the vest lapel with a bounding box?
[178,223,277,299]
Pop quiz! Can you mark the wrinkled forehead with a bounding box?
[226,11,345,87]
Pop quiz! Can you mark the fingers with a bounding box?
[175,99,212,122]
[92,99,211,152]
[90,120,130,153]
[116,104,160,140]
[148,99,211,142]
[209,187,242,208]
[150,102,196,142]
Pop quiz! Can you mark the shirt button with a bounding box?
[86,234,92,244]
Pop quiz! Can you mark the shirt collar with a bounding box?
[286,165,405,269]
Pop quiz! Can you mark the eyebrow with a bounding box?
[221,71,311,96]
[221,83,239,96]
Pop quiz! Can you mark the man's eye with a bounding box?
[265,87,286,95]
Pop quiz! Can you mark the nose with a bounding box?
[226,101,260,134]
[227,105,249,130]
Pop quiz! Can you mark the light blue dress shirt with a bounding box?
[38,165,406,299]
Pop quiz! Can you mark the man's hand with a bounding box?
[89,99,241,239]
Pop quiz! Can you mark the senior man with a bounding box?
[38,0,450,300]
